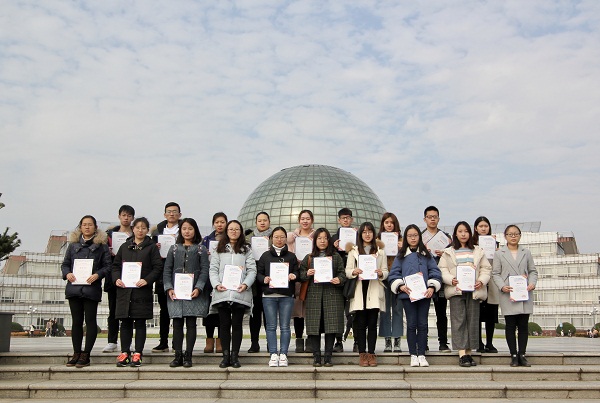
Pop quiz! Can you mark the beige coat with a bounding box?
[439,246,492,301]
[345,241,388,312]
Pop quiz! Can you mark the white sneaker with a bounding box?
[103,343,118,353]
[269,353,279,367]
[410,355,419,367]
[278,353,288,367]
[418,355,429,367]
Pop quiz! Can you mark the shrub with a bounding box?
[83,324,102,334]
[528,322,542,336]
[11,322,23,332]
[495,322,506,330]
[556,322,576,336]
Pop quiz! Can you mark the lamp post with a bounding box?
[26,306,38,329]
[590,306,599,329]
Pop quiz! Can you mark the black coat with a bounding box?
[112,236,163,319]
[256,245,299,297]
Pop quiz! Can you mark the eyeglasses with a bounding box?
[339,216,352,221]
[165,210,180,215]
[425,215,439,220]
[506,233,521,238]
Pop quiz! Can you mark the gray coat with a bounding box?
[163,244,210,318]
[209,244,256,314]
[492,246,538,316]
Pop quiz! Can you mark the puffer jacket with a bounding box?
[209,244,256,313]
[438,246,492,301]
[388,249,442,299]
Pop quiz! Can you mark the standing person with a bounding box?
[201,212,227,353]
[256,226,299,367]
[62,215,112,368]
[389,224,442,367]
[345,222,388,367]
[473,216,500,353]
[439,221,492,367]
[287,209,316,353]
[104,204,135,353]
[377,212,404,353]
[299,228,346,367]
[209,220,256,369]
[245,211,272,353]
[492,225,538,367]
[421,206,452,352]
[151,202,183,353]
[163,218,210,368]
[45,320,52,337]
[113,217,163,367]
[29,324,35,337]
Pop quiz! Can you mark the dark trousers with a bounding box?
[203,313,220,338]
[120,318,146,353]
[249,293,264,344]
[505,314,529,355]
[353,308,379,353]
[433,294,448,345]
[68,297,99,353]
[308,333,336,355]
[218,303,246,353]
[106,288,118,344]
[294,317,304,339]
[172,316,197,352]
[156,290,170,345]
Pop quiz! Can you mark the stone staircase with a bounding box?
[1,352,600,399]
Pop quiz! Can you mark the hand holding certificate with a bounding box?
[122,262,142,288]
[158,235,176,258]
[380,232,399,256]
[424,231,451,254]
[72,259,93,285]
[456,265,476,292]
[222,265,243,291]
[251,236,269,260]
[404,272,428,302]
[269,262,289,288]
[313,257,333,283]
[111,232,129,255]
[358,255,378,280]
[295,237,312,260]
[173,273,194,300]
[339,227,357,249]
[478,235,497,260]
[509,275,529,302]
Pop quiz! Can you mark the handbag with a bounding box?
[343,276,358,299]
[299,256,311,301]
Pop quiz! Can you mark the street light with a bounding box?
[590,306,599,329]
[26,306,38,328]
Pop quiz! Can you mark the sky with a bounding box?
[1,0,599,256]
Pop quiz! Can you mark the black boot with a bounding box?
[231,351,241,368]
[313,351,322,367]
[219,350,230,368]
[323,354,333,367]
[518,354,531,367]
[183,351,193,368]
[170,350,183,367]
[247,341,260,353]
[510,354,519,367]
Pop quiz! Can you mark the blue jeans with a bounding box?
[262,296,294,355]
[379,286,404,337]
[402,298,430,356]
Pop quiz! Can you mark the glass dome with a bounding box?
[238,164,387,235]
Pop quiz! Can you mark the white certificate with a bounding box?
[174,273,194,300]
[111,232,129,255]
[251,236,269,260]
[269,262,289,288]
[313,257,333,283]
[295,237,312,260]
[222,265,243,290]
[72,259,93,285]
[339,227,357,248]
[456,265,476,292]
[478,236,496,260]
[381,232,399,256]
[509,275,529,302]
[208,240,219,256]
[158,235,176,258]
[358,254,378,280]
[122,262,142,288]
[423,231,451,254]
[404,272,428,302]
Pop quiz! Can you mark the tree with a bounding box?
[0,193,21,262]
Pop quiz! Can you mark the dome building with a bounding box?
[238,164,387,234]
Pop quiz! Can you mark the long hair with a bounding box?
[298,209,314,222]
[78,215,98,230]
[357,222,376,255]
[451,221,475,250]
[377,212,400,239]
[398,224,431,258]
[176,218,202,245]
[310,228,334,256]
[472,216,492,245]
[216,220,249,254]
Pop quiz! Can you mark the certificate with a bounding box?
[122,262,142,288]
[358,254,377,280]
[404,272,428,302]
[222,265,243,290]
[380,232,399,256]
[208,240,218,256]
[339,227,357,248]
[478,236,496,260]
[72,259,93,285]
[158,235,176,258]
[269,262,289,288]
[111,232,129,255]
[295,237,312,260]
[313,257,333,283]
[456,265,476,292]
[423,230,451,254]
[509,275,529,302]
[251,236,269,260]
[174,273,194,300]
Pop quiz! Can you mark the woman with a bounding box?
[388,224,441,367]
[439,221,492,367]
[209,220,256,368]
[201,212,227,353]
[113,217,163,367]
[287,209,316,353]
[377,212,404,353]
[473,216,500,353]
[256,226,299,367]
[492,225,537,367]
[346,222,388,367]
[163,218,210,368]
[299,228,346,367]
[61,215,111,368]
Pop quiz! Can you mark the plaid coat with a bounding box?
[299,253,346,335]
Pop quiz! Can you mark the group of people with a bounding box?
[61,203,537,370]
